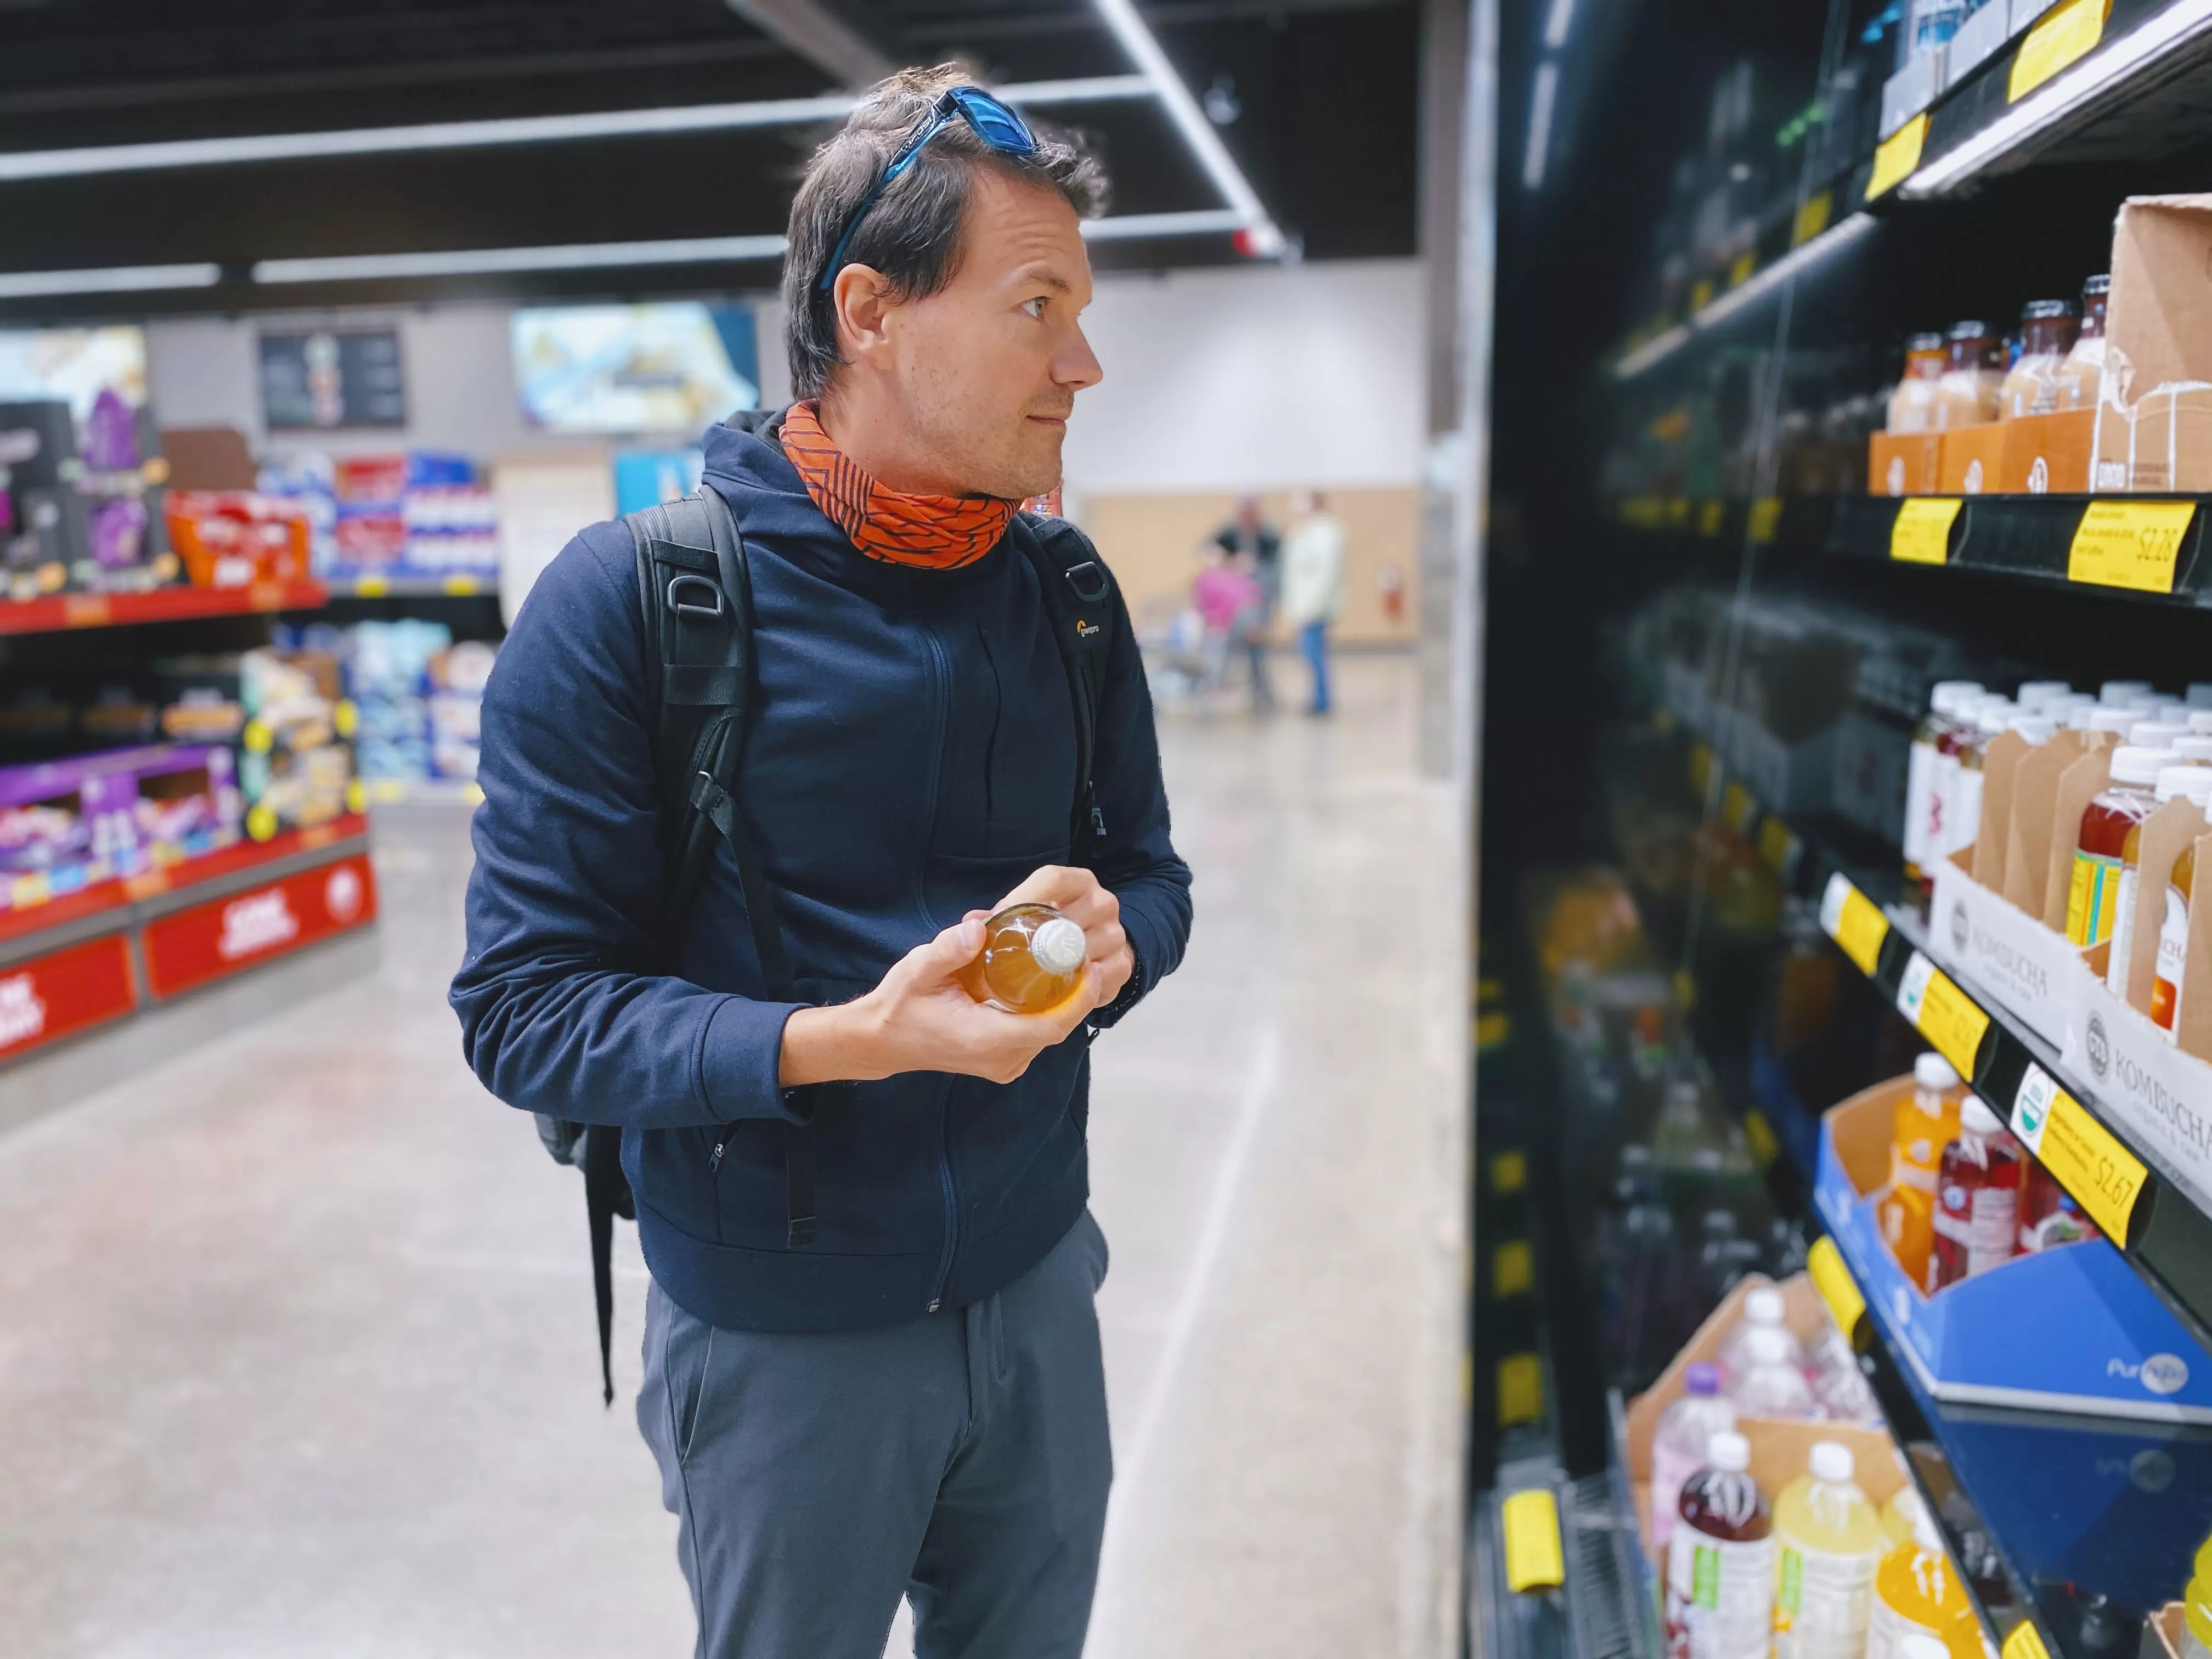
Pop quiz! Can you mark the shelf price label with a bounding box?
[1748,496,1783,545]
[2068,499,2196,594]
[1501,1488,1566,1593]
[2010,0,2109,101]
[1895,951,1991,1076]
[2011,1064,2148,1243]
[1792,191,1832,248]
[353,574,392,597]
[2003,1622,2055,1659]
[1743,1108,1780,1170]
[1497,1352,1544,1427]
[1722,780,1758,834]
[1493,1239,1534,1298]
[1820,873,1891,977]
[1758,815,1803,879]
[1865,115,1927,200]
[1689,742,1716,797]
[1891,497,1964,565]
[1490,1150,1527,1195]
[1807,1237,1866,1338]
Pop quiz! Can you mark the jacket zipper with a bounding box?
[926,1080,960,1312]
[918,622,960,1312]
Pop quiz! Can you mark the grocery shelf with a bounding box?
[0,580,329,636]
[323,573,496,599]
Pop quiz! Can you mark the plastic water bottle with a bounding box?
[1718,1286,1803,1383]
[1730,1325,1815,1418]
[1771,1442,1889,1659]
[1651,1363,1737,1558]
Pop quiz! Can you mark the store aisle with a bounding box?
[0,656,1465,1659]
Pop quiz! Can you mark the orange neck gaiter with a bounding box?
[780,400,1017,570]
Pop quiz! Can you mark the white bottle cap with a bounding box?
[2016,680,2073,710]
[2111,745,2180,787]
[2158,767,2212,806]
[1809,1441,1855,1483]
[1929,681,1984,718]
[1889,1487,1933,1542]
[1900,1636,1954,1659]
[1972,701,2016,734]
[1744,1286,1786,1327]
[2007,716,2057,745]
[2130,721,2190,749]
[2062,702,2100,731]
[1914,1053,1960,1090]
[2187,684,2212,710]
[2177,737,2212,763]
[1706,1431,1752,1474]
[1028,917,1088,977]
[2154,699,2191,720]
[2101,680,2156,707]
[1745,1325,1794,1365]
[1961,1096,2004,1136]
[2193,711,2212,736]
[2089,706,2144,734]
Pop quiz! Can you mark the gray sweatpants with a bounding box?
[637,1212,1114,1659]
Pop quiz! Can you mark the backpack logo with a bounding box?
[1076,619,1100,639]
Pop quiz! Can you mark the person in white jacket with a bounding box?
[1280,490,1346,715]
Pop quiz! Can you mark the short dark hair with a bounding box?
[782,64,1108,400]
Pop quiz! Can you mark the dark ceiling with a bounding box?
[0,0,1420,323]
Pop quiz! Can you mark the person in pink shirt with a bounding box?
[1192,545,1263,698]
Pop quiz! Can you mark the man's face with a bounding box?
[874,169,1102,499]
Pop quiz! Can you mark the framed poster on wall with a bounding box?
[259,328,406,431]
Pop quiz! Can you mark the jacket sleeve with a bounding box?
[448,525,806,1128]
[1087,578,1194,1029]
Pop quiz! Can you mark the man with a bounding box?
[1210,493,1279,708]
[451,67,1191,1658]
[1281,489,1345,715]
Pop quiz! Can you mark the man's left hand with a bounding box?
[988,866,1134,1006]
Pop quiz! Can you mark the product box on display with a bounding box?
[1623,1272,1906,1555]
[1929,852,2075,1049]
[1817,1078,2212,1421]
[1869,431,1943,496]
[2091,196,2212,492]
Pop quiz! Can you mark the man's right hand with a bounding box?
[778,917,1104,1088]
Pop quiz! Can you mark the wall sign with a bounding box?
[259,329,407,431]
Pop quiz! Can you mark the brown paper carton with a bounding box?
[1937,422,2007,494]
[2129,383,2212,492]
[2004,730,2087,916]
[1869,431,1944,496]
[2113,797,2207,1015]
[2043,748,2115,934]
[1996,408,2095,493]
[1622,1272,1906,1553]
[2094,196,2212,491]
[2176,827,2212,1062]
[1972,730,2029,891]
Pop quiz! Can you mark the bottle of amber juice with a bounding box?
[961,904,1088,1014]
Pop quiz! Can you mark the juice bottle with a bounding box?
[1651,1362,1737,1558]
[2107,768,2212,1002]
[1891,1053,1963,1196]
[1997,300,2080,418]
[1928,1098,2023,1291]
[2049,274,2108,411]
[1867,1491,1981,1659]
[1665,1430,1775,1659]
[1933,321,2004,430]
[1717,1285,1803,1381]
[2152,832,2200,1042]
[1904,681,1984,889]
[1946,700,2016,862]
[1731,1324,1816,1418]
[957,904,1088,1013]
[2068,746,2176,947]
[1888,334,1951,434]
[1880,1489,1921,1547]
[1879,1181,1937,1289]
[2016,1159,2100,1252]
[1772,1441,1890,1659]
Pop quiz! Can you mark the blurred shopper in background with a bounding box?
[1211,493,1279,709]
[452,67,1192,1659]
[1282,489,1346,715]
[1192,538,1265,703]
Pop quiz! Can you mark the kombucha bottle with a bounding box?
[958,904,1088,1013]
[2152,836,2199,1042]
[2107,768,2212,1002]
[2068,746,2176,949]
[1904,682,1983,890]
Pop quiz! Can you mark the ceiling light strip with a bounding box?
[1080,208,1245,240]
[0,262,222,299]
[0,75,1152,184]
[1899,0,2212,195]
[1090,0,1285,256]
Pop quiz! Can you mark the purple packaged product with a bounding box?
[88,495,149,569]
[131,744,242,861]
[82,388,139,473]
[0,752,146,880]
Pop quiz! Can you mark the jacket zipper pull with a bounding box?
[709,1139,727,1171]
[1091,803,1107,837]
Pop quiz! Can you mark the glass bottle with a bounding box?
[1904,681,1984,890]
[958,904,1088,1013]
[1888,335,1951,435]
[2069,746,2179,947]
[1933,321,2004,430]
[1928,1098,2024,1291]
[2107,767,2212,1002]
[2050,274,2109,412]
[1947,698,2015,862]
[2017,1160,2100,1252]
[2153,834,2199,1042]
[1999,300,2081,418]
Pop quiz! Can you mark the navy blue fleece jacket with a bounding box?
[450,414,1192,1332]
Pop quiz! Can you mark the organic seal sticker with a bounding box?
[2086,1012,2110,1080]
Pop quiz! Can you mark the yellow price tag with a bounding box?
[1728,252,1755,289]
[1744,1108,1780,1170]
[1493,1240,1534,1298]
[1895,952,1991,1076]
[1699,499,1726,537]
[1498,1352,1544,1426]
[1819,874,1891,977]
[1491,1150,1527,1195]
[442,574,482,596]
[1748,496,1782,545]
[2011,1065,2147,1243]
[1501,1489,1566,1593]
[353,574,391,597]
[1792,190,1832,247]
[2011,0,2109,100]
[1757,815,1801,876]
[1690,279,1714,313]
[1689,742,1715,797]
[1476,1010,1511,1051]
[2003,1622,2054,1659]
[1807,1236,1866,1338]
[1477,975,1506,1004]
[1722,781,1757,834]
[2068,499,2196,594]
[1666,498,1690,528]
[1866,114,1927,200]
[1891,497,1964,565]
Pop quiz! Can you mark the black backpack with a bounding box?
[535,478,1122,1403]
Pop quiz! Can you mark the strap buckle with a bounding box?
[1062,560,1110,603]
[665,574,725,619]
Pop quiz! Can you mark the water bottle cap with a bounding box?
[2188,684,2212,710]
[1914,1053,1960,1090]
[1683,1362,1721,1397]
[2100,680,2155,707]
[2008,716,2056,744]
[1929,681,1984,717]
[1744,1286,1786,1327]
[2111,746,2180,787]
[2157,767,2212,806]
[2175,737,2212,763]
[2089,706,2143,734]
[2016,680,2073,710]
[2130,721,2190,749]
[1029,917,1087,977]
[1809,1441,1854,1483]
[1706,1431,1751,1473]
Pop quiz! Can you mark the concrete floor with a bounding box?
[0,654,1467,1659]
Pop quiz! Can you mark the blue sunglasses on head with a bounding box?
[817,86,1039,291]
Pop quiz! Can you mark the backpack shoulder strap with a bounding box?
[1015,512,1120,866]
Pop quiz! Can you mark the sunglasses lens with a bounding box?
[952,89,1036,153]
